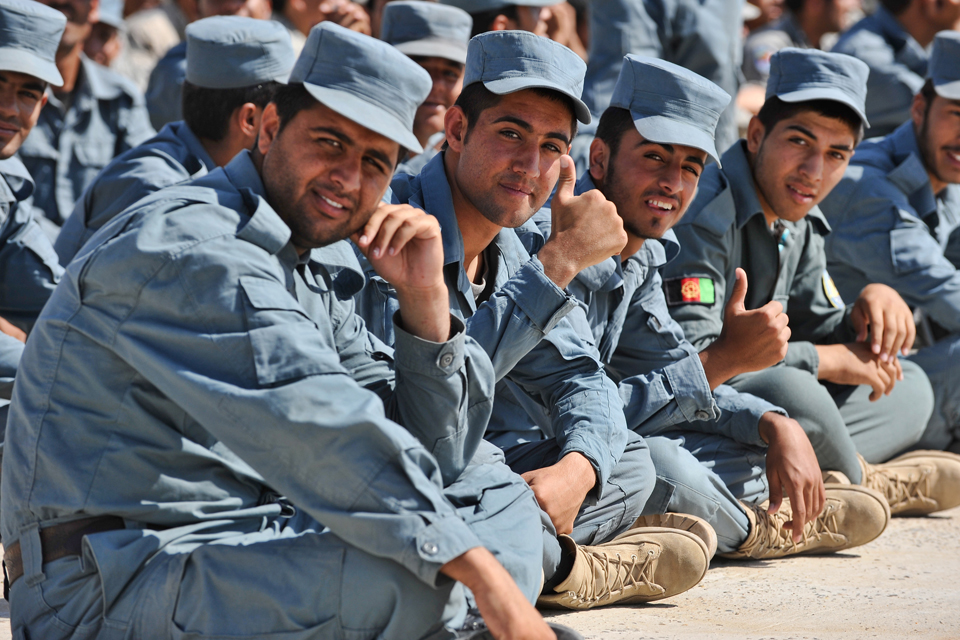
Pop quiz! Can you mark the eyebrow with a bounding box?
[785,124,854,151]
[491,115,570,145]
[638,140,705,167]
[309,125,394,168]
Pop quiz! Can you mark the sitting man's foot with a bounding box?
[537,529,709,610]
[720,484,890,560]
[860,451,960,516]
[629,512,718,559]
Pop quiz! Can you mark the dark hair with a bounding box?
[469,5,518,36]
[919,78,937,116]
[784,0,806,13]
[594,107,636,162]
[452,81,579,144]
[757,96,864,144]
[879,0,912,15]
[182,80,281,141]
[271,83,408,165]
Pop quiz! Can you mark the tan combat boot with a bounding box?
[537,528,709,610]
[859,451,960,516]
[629,512,718,559]
[719,484,890,560]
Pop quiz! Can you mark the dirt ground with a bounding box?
[0,505,957,639]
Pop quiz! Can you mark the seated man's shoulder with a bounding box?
[84,55,148,106]
[832,16,892,58]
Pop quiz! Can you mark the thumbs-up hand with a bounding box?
[538,155,627,289]
[699,268,791,387]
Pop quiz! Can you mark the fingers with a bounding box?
[869,302,885,359]
[353,204,437,259]
[553,155,576,203]
[903,310,917,355]
[767,468,783,516]
[725,267,749,313]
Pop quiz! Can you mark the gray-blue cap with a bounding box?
[289,22,432,153]
[0,0,66,87]
[97,0,126,30]
[186,16,295,90]
[440,0,557,12]
[766,48,870,127]
[929,31,960,101]
[382,1,472,64]
[610,55,731,165]
[464,30,590,124]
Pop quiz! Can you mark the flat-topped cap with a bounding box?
[382,1,472,65]
[186,16,295,90]
[0,0,67,86]
[766,48,870,127]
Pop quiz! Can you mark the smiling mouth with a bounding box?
[787,184,815,199]
[501,184,532,198]
[320,194,344,210]
[946,150,960,165]
[646,198,676,212]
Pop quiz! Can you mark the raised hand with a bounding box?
[537,155,627,289]
[699,268,791,388]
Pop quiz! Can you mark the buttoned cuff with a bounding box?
[713,385,783,448]
[501,258,579,334]
[402,514,484,586]
[392,313,467,377]
[784,341,819,376]
[663,353,719,423]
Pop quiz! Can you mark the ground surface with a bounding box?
[0,506,956,639]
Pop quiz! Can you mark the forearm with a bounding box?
[395,284,451,343]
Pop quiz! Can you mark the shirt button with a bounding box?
[421,542,439,555]
[694,410,710,421]
[439,353,454,368]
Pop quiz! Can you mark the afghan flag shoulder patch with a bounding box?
[664,277,716,306]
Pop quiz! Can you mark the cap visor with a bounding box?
[934,78,960,101]
[483,76,592,125]
[395,39,467,65]
[632,113,721,166]
[777,87,869,128]
[302,83,424,154]
[0,48,63,87]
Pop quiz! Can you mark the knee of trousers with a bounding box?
[610,432,656,523]
[890,358,935,445]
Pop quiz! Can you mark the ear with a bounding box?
[910,90,928,129]
[257,102,280,156]
[444,105,468,154]
[745,115,766,155]
[589,137,610,184]
[491,14,513,30]
[237,102,261,139]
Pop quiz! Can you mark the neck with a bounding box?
[744,147,781,226]
[443,149,501,278]
[200,136,247,169]
[284,6,315,36]
[55,43,83,95]
[621,234,645,263]
[927,171,948,196]
[795,9,829,49]
[895,4,941,48]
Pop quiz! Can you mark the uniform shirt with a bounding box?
[355,153,629,495]
[742,11,810,85]
[831,6,927,138]
[145,41,186,131]
[55,121,216,265]
[395,131,444,177]
[17,55,155,227]
[1,150,494,604]
[820,122,960,332]
[664,140,858,377]
[582,0,744,154]
[523,173,779,448]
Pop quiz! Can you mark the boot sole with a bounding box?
[628,513,718,560]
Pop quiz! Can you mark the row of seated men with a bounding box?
[1,0,960,638]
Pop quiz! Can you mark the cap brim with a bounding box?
[395,39,467,65]
[0,47,63,87]
[777,87,869,128]
[482,76,592,125]
[934,78,960,101]
[302,82,424,154]
[631,113,722,166]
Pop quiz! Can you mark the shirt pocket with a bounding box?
[72,140,115,170]
[640,300,684,350]
[889,227,928,275]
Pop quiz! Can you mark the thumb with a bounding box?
[725,267,748,314]
[554,155,576,203]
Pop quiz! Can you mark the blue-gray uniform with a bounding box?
[580,0,744,157]
[2,148,544,640]
[831,6,927,138]
[54,121,213,264]
[821,124,960,450]
[55,15,296,265]
[144,40,186,130]
[665,139,933,482]
[397,131,444,176]
[16,55,154,229]
[357,152,652,579]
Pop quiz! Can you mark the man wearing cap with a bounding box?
[2,22,568,640]
[832,0,960,138]
[381,1,471,176]
[665,47,960,517]
[17,0,154,234]
[0,0,67,432]
[55,15,295,265]
[357,30,713,610]
[527,53,892,561]
[820,32,960,456]
[83,0,126,69]
[144,0,273,130]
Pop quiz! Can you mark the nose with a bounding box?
[511,142,541,178]
[328,152,362,194]
[658,164,684,195]
[798,150,824,182]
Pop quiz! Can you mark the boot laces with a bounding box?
[742,501,844,558]
[867,464,932,508]
[570,544,664,603]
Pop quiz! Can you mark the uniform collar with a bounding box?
[871,6,917,53]
[80,54,126,101]
[225,150,292,257]
[171,121,218,171]
[722,141,768,229]
[0,156,35,203]
[885,122,938,218]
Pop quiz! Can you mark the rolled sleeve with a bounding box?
[500,257,580,334]
[784,341,820,376]
[393,314,467,377]
[711,385,782,448]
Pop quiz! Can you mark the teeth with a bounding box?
[948,152,960,162]
[321,195,344,209]
[647,199,674,210]
[789,185,812,198]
